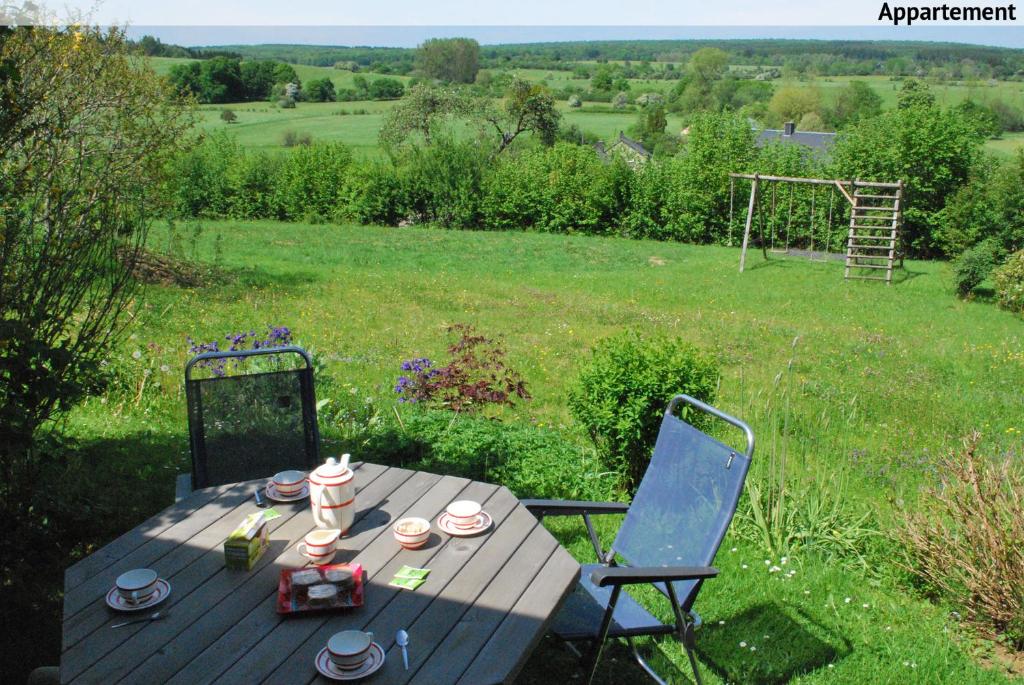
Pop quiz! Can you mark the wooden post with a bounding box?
[739,174,759,273]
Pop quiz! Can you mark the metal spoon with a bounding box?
[396,629,409,670]
[111,611,164,628]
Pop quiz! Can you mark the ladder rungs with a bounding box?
[845,263,891,269]
[848,244,893,250]
[854,206,898,212]
[845,274,888,281]
[849,234,895,240]
[853,193,898,200]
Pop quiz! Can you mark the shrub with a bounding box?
[394,324,530,413]
[568,331,719,489]
[277,97,296,109]
[281,129,312,148]
[396,138,488,228]
[340,161,406,225]
[993,249,1024,313]
[356,409,620,501]
[273,142,352,221]
[567,94,581,108]
[952,239,1001,296]
[901,433,1024,648]
[220,108,237,123]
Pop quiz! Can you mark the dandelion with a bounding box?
[750,646,756,652]
[160,364,170,373]
[739,641,747,648]
[769,565,781,573]
[741,564,749,569]
[132,350,142,360]
[844,597,851,603]
[862,603,869,608]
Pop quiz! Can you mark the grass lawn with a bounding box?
[63,220,1024,683]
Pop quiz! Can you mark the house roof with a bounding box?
[613,131,651,158]
[756,129,837,152]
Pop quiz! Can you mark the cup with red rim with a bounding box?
[327,630,375,670]
[271,470,307,497]
[446,500,483,529]
[393,517,430,549]
[298,528,340,565]
[115,568,159,604]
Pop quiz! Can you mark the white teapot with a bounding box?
[309,454,355,533]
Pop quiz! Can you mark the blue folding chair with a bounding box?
[524,394,755,685]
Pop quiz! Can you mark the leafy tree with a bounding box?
[897,78,936,110]
[768,85,822,125]
[0,23,193,471]
[305,77,336,102]
[830,90,985,257]
[239,60,281,100]
[198,56,245,103]
[591,65,614,91]
[630,103,668,147]
[221,108,238,123]
[937,150,1024,256]
[378,84,478,150]
[480,78,561,154]
[827,80,882,128]
[797,111,827,132]
[272,62,298,85]
[567,94,582,108]
[689,47,729,83]
[416,37,479,83]
[367,77,405,99]
[956,99,1000,138]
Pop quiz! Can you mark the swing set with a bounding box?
[728,173,905,284]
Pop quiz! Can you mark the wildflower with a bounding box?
[730,547,737,552]
[844,597,851,603]
[741,564,749,569]
[862,603,869,608]
[764,560,771,566]
[739,642,747,648]
[160,364,170,373]
[132,350,142,360]
[718,620,725,625]
[804,590,810,595]
[768,565,781,573]
[780,556,788,565]
[828,664,834,669]
[750,646,756,652]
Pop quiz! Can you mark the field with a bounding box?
[156,51,1022,158]
[64,220,1024,683]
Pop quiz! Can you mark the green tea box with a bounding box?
[224,511,269,570]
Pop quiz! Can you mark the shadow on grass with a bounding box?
[890,266,926,285]
[697,602,851,684]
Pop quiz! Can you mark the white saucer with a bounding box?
[266,481,309,503]
[437,510,493,537]
[315,642,385,681]
[105,578,171,612]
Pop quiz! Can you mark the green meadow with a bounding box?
[67,220,1024,683]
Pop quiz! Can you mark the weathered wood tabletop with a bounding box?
[60,463,580,684]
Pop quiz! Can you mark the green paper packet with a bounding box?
[389,576,426,590]
[262,507,282,521]
[395,565,430,580]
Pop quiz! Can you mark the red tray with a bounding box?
[276,563,364,615]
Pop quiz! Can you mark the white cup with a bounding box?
[115,568,158,604]
[446,500,482,528]
[298,528,339,564]
[272,470,307,496]
[327,630,374,669]
[393,517,431,549]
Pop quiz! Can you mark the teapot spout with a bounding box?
[338,453,351,471]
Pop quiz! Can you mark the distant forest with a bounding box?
[204,40,1024,79]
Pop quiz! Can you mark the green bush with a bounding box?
[993,249,1024,313]
[272,142,353,222]
[397,138,488,228]
[952,240,1001,297]
[568,331,720,489]
[353,409,621,501]
[340,160,407,225]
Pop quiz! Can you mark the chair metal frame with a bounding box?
[524,394,755,685]
[183,345,321,493]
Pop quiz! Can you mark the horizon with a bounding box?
[125,25,1024,50]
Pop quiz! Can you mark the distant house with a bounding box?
[595,131,651,167]
[756,121,836,156]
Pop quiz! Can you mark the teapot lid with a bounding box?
[313,454,352,479]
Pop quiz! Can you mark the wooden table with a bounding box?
[60,463,580,684]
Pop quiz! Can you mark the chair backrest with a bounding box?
[612,394,754,612]
[185,346,321,490]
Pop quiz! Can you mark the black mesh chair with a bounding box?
[524,394,755,685]
[178,346,321,498]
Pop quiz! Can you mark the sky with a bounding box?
[43,1,1024,48]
